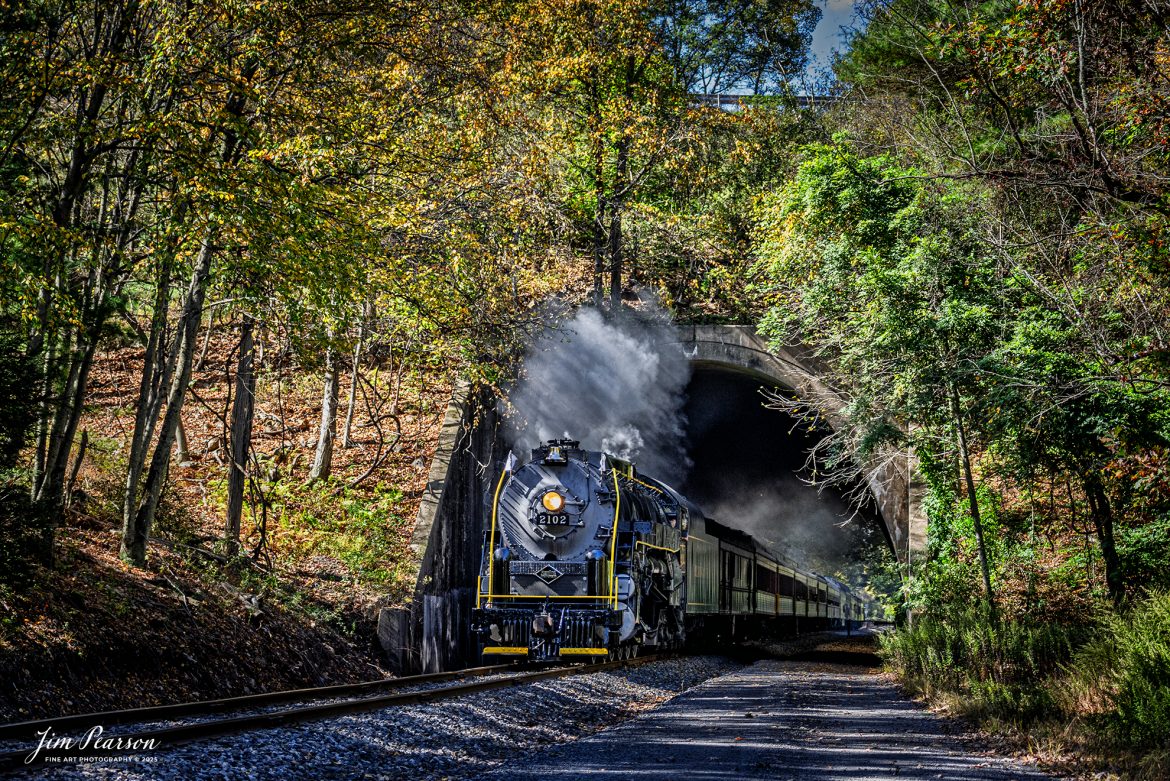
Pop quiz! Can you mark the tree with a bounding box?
[121,0,415,563]
[831,0,1170,603]
[225,315,255,557]
[754,144,1012,612]
[493,0,684,307]
[308,345,341,483]
[1,0,158,513]
[655,0,821,94]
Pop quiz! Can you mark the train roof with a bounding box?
[703,516,759,552]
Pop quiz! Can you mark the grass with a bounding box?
[1064,594,1170,751]
[261,476,417,595]
[879,605,1079,721]
[879,593,1170,779]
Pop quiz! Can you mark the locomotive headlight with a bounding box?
[541,491,565,513]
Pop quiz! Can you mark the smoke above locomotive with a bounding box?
[502,303,692,484]
[501,301,887,586]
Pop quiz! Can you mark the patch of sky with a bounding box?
[802,0,861,91]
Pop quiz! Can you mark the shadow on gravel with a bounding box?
[785,649,883,666]
[744,629,884,668]
[486,634,1059,781]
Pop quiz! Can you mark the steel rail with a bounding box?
[0,654,665,772]
[0,662,526,743]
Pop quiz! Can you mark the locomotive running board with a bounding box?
[482,646,529,655]
[559,648,608,656]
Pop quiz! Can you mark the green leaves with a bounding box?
[756,144,993,401]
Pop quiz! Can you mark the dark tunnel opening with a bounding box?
[678,366,890,580]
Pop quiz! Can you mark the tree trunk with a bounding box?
[65,429,88,507]
[31,336,60,495]
[592,114,607,308]
[122,256,177,545]
[950,384,996,618]
[174,418,190,464]
[309,348,339,482]
[225,315,256,557]
[194,305,215,372]
[342,316,364,448]
[121,232,215,566]
[1084,472,1125,604]
[593,218,607,308]
[609,132,629,311]
[36,333,100,506]
[609,55,636,311]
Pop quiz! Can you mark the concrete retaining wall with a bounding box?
[378,383,503,673]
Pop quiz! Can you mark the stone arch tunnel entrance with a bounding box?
[679,366,889,575]
[677,325,926,568]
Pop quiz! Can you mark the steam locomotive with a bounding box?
[471,439,874,661]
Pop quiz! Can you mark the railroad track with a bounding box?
[0,654,665,772]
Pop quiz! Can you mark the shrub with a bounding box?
[879,606,1081,722]
[884,592,1170,771]
[1070,591,1170,750]
[1117,520,1170,592]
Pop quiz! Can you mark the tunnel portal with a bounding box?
[678,325,926,567]
[680,367,889,576]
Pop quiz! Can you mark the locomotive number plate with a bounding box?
[534,512,583,527]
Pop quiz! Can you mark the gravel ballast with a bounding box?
[479,653,1063,781]
[10,655,742,780]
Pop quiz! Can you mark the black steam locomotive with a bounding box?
[471,439,874,661]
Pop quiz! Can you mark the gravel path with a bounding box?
[485,653,1062,781]
[8,656,741,780]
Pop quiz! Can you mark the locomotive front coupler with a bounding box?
[531,597,557,639]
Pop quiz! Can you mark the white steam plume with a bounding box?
[503,303,692,484]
